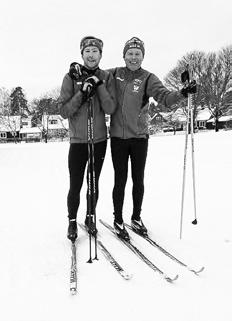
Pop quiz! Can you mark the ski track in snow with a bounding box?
[0,131,231,321]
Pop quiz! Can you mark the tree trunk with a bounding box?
[215,118,219,132]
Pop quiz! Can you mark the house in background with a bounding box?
[195,108,212,129]
[161,108,186,132]
[148,111,168,134]
[19,116,43,141]
[21,116,32,128]
[207,114,232,130]
[150,107,213,133]
[150,111,167,126]
[0,114,69,143]
[41,114,69,139]
[165,107,212,131]
[19,127,42,142]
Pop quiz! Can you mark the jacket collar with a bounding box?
[124,67,143,78]
[82,66,100,76]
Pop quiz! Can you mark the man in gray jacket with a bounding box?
[108,37,196,240]
[58,36,115,242]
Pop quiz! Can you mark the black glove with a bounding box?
[80,76,103,99]
[69,62,83,81]
[181,70,190,84]
[181,80,197,98]
[85,75,103,88]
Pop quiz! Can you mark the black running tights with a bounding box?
[111,137,148,223]
[67,141,107,220]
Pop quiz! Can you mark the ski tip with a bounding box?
[199,266,205,273]
[165,274,179,283]
[121,272,133,280]
[70,288,77,295]
[190,266,205,275]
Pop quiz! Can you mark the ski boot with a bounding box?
[131,219,148,236]
[67,219,78,243]
[85,215,98,236]
[114,221,130,241]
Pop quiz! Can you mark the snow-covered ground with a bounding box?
[0,131,231,321]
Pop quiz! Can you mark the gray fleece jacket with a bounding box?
[108,67,184,139]
[58,69,116,143]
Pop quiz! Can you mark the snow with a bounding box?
[0,131,232,321]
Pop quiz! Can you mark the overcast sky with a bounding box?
[0,0,231,101]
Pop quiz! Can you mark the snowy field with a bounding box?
[0,131,232,321]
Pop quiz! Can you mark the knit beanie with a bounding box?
[123,37,145,57]
[80,36,103,54]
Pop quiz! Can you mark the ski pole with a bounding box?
[179,66,198,239]
[190,99,197,225]
[89,97,98,260]
[87,102,93,263]
[180,96,190,239]
[87,97,98,262]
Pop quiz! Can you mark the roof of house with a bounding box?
[207,115,232,123]
[196,108,211,121]
[162,107,212,122]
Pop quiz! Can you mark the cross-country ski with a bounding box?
[125,223,204,275]
[99,219,179,283]
[79,223,132,280]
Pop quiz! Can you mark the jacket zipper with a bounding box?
[121,80,129,139]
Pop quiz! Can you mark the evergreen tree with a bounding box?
[10,87,28,116]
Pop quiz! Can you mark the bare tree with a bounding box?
[42,87,61,101]
[30,93,62,142]
[164,50,206,132]
[200,45,232,131]
[164,45,232,132]
[0,115,20,143]
[223,90,232,112]
[0,87,11,115]
[0,89,20,143]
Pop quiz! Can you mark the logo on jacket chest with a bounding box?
[132,79,142,93]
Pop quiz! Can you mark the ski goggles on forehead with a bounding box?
[80,38,103,52]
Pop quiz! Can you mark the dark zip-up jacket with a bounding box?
[58,69,116,143]
[108,67,183,139]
